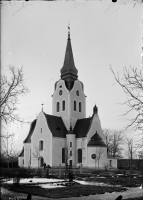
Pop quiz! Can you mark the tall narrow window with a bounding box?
[78,149,82,163]
[57,102,60,112]
[70,142,72,147]
[62,100,65,111]
[70,150,72,156]
[74,101,76,111]
[41,128,42,133]
[79,102,82,112]
[62,148,65,163]
[39,140,43,151]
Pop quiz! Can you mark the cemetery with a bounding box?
[1,166,143,200]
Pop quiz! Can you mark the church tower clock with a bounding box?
[52,29,86,130]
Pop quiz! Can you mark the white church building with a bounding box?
[18,30,117,169]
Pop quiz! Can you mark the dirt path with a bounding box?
[1,187,143,200]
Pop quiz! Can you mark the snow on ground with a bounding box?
[4,178,115,188]
[74,180,113,187]
[4,178,64,184]
[39,183,65,188]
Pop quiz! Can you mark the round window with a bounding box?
[91,154,96,159]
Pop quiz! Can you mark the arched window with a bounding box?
[78,149,82,163]
[40,157,44,167]
[57,102,60,112]
[79,102,82,112]
[39,140,43,151]
[62,100,65,111]
[62,148,65,163]
[74,101,76,111]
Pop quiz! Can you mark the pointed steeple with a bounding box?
[60,26,78,88]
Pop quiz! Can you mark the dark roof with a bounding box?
[60,33,78,80]
[19,147,24,157]
[67,126,75,135]
[44,113,67,138]
[24,119,37,143]
[87,131,106,147]
[74,118,92,138]
[24,113,67,143]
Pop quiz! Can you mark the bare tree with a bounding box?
[32,145,46,168]
[124,137,139,185]
[0,65,29,125]
[138,150,143,159]
[2,132,19,168]
[91,148,104,169]
[110,66,143,134]
[103,129,113,154]
[111,130,124,157]
[103,129,124,157]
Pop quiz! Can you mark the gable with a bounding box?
[24,113,67,143]
[74,117,91,138]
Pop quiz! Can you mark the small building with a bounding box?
[107,154,118,169]
[18,29,116,169]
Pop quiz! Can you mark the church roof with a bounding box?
[19,147,24,157]
[24,119,37,143]
[60,32,78,80]
[24,113,67,143]
[44,114,67,138]
[74,117,92,138]
[87,131,106,147]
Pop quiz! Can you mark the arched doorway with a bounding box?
[39,157,44,167]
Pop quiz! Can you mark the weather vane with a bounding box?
[41,103,44,111]
[68,22,70,39]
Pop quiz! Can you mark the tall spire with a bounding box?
[60,25,78,85]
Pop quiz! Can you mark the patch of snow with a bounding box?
[39,183,65,188]
[5,178,64,184]
[74,180,113,187]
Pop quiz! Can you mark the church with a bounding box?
[18,30,117,169]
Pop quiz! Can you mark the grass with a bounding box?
[2,183,127,198]
[1,169,143,199]
[86,176,143,187]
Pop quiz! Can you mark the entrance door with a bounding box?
[69,160,72,167]
[40,157,44,167]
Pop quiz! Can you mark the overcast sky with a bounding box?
[1,0,142,152]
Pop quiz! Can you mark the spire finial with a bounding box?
[41,103,44,112]
[68,23,70,39]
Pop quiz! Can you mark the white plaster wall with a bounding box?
[52,80,69,118]
[24,143,31,167]
[87,114,104,143]
[18,157,24,167]
[52,138,66,167]
[66,134,76,166]
[107,159,117,169]
[70,80,86,121]
[52,80,86,130]
[76,138,87,167]
[31,112,52,167]
[87,147,107,169]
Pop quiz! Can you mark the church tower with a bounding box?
[52,28,86,130]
